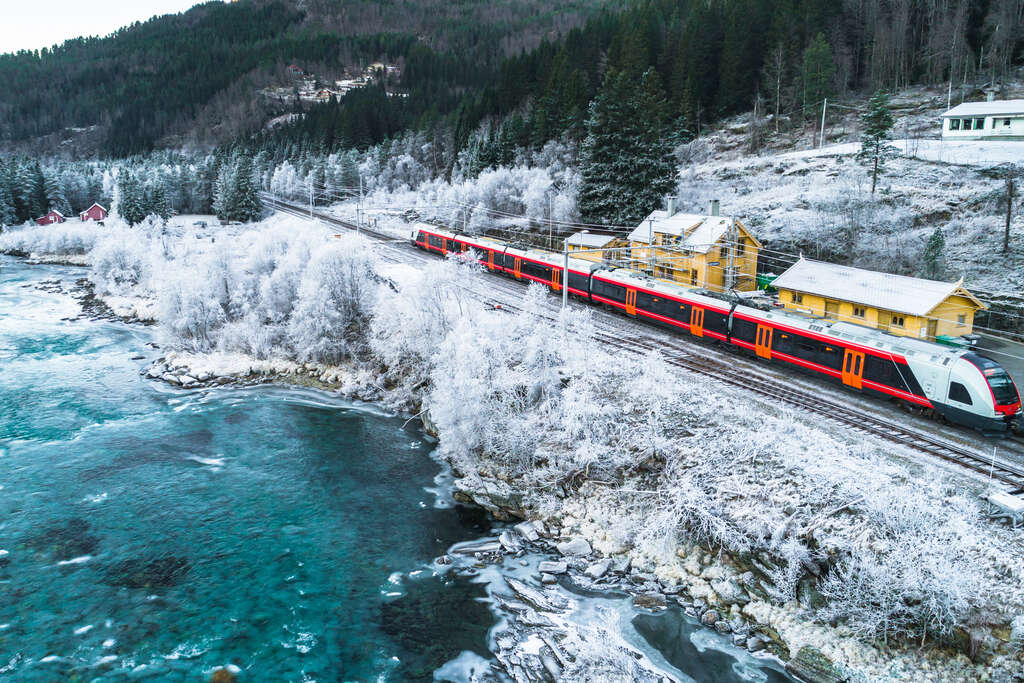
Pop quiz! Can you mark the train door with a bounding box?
[625,289,637,315]
[441,238,448,255]
[842,349,865,389]
[551,268,561,292]
[513,257,522,280]
[690,307,704,337]
[487,250,495,270]
[755,324,773,359]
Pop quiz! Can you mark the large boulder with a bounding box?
[785,646,849,683]
[555,537,592,556]
[584,559,611,579]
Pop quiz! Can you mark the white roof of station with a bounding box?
[566,232,619,248]
[941,99,1024,118]
[627,211,740,253]
[771,257,985,316]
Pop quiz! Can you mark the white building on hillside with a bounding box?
[940,99,1024,140]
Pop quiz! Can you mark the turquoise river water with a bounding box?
[0,255,791,682]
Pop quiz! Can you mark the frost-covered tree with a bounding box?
[0,174,16,227]
[288,235,376,363]
[920,227,946,280]
[119,171,147,226]
[230,156,263,223]
[857,90,897,195]
[44,172,71,216]
[147,182,172,222]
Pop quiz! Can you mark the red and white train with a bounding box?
[411,224,1022,434]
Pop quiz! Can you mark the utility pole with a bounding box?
[726,217,737,291]
[309,181,314,220]
[357,175,363,229]
[647,217,654,274]
[562,242,569,309]
[819,98,827,149]
[548,192,553,250]
[1006,172,1015,254]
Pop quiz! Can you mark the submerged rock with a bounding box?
[632,592,666,609]
[103,556,190,589]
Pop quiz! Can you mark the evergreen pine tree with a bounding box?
[212,159,237,221]
[119,172,147,226]
[578,68,675,226]
[231,156,263,223]
[857,90,897,195]
[149,183,172,221]
[44,172,71,216]
[921,227,946,280]
[801,33,835,120]
[0,173,17,227]
[28,162,48,219]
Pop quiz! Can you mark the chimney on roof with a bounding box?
[665,195,677,217]
[986,90,996,102]
[708,199,720,216]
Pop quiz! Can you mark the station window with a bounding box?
[736,241,745,256]
[852,306,866,318]
[792,292,804,304]
[1004,118,1012,127]
[961,118,973,130]
[974,118,985,129]
[957,314,966,326]
[949,119,960,130]
[891,316,905,328]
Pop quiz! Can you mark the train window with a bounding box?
[948,382,972,405]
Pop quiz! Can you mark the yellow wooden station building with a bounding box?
[625,199,762,292]
[771,257,986,341]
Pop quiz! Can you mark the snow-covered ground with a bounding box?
[784,139,1024,167]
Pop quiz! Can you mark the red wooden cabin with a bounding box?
[36,210,65,225]
[79,203,108,222]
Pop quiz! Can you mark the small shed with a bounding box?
[627,198,761,292]
[565,231,625,263]
[772,257,986,340]
[940,99,1024,140]
[36,209,65,225]
[79,203,108,222]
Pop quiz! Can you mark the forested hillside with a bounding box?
[0,0,600,156]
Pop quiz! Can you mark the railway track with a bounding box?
[266,195,1024,491]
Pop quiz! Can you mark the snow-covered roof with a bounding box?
[49,210,64,217]
[566,232,619,248]
[627,211,748,253]
[84,203,107,212]
[941,99,1024,118]
[771,258,985,316]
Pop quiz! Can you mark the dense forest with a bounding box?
[0,0,601,156]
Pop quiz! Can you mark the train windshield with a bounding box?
[986,370,1019,405]
[964,352,1019,405]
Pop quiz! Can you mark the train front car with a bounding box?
[938,352,1022,433]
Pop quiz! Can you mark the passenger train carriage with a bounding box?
[412,224,1022,433]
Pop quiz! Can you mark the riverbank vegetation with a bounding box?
[3,215,1024,680]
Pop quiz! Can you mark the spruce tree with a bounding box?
[212,160,237,221]
[921,227,946,280]
[801,33,834,120]
[44,172,71,216]
[28,162,48,219]
[119,172,147,226]
[149,183,172,221]
[578,68,675,226]
[857,90,897,195]
[0,175,16,227]
[231,156,263,223]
